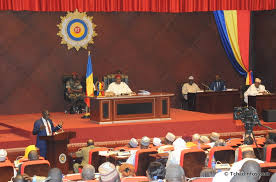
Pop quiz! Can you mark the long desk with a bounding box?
[195,90,240,113]
[89,92,174,124]
[248,94,276,119]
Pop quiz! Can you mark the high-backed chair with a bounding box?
[265,144,276,162]
[121,176,149,182]
[20,159,50,177]
[134,148,158,176]
[88,148,109,173]
[208,146,235,168]
[0,159,14,182]
[180,149,206,178]
[103,73,129,90]
[259,162,276,182]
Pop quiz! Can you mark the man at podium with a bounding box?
[32,110,63,158]
[105,74,136,96]
[244,78,268,104]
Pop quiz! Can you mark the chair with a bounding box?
[88,148,109,172]
[0,159,14,182]
[265,144,276,162]
[187,177,213,182]
[20,159,50,177]
[180,149,206,178]
[237,145,263,161]
[134,148,158,176]
[121,176,149,182]
[208,146,235,168]
[259,162,276,182]
[103,73,129,90]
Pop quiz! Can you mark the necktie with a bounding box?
[46,120,52,136]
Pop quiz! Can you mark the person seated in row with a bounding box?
[81,164,96,181]
[146,161,166,181]
[125,136,150,166]
[182,76,200,111]
[0,149,7,163]
[158,132,176,153]
[18,150,39,174]
[186,133,200,148]
[210,74,226,91]
[208,132,220,148]
[244,77,268,104]
[118,163,135,178]
[98,162,121,182]
[165,164,186,182]
[73,139,95,173]
[66,72,85,113]
[153,137,162,147]
[166,138,187,166]
[105,74,136,96]
[128,138,139,148]
[18,168,62,182]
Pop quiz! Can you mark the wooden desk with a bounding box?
[195,90,240,113]
[248,94,276,119]
[89,92,174,124]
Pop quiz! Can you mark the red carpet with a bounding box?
[0,109,276,149]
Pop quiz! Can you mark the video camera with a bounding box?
[233,106,260,126]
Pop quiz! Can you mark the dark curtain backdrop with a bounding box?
[0,11,244,115]
[253,10,276,93]
[0,0,275,12]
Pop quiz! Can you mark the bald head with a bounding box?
[13,175,24,182]
[48,168,62,182]
[87,139,94,147]
[82,165,95,180]
[240,160,261,181]
[28,150,39,161]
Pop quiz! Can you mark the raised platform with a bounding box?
[0,109,276,149]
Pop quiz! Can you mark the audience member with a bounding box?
[240,160,261,182]
[153,137,162,147]
[22,168,62,182]
[13,174,25,182]
[128,138,138,148]
[118,164,135,178]
[81,164,95,180]
[158,132,176,153]
[166,138,187,166]
[0,149,7,162]
[19,150,39,174]
[199,168,216,177]
[98,162,120,182]
[192,133,200,143]
[209,132,220,147]
[73,139,95,173]
[270,173,276,182]
[126,136,150,165]
[199,136,210,144]
[165,164,185,182]
[146,162,166,181]
[214,139,226,147]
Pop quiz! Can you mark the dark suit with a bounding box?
[32,118,61,158]
[210,80,226,91]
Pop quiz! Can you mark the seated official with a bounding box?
[244,78,268,103]
[66,72,85,113]
[158,132,176,153]
[73,139,95,173]
[182,76,200,111]
[105,74,135,96]
[210,75,226,91]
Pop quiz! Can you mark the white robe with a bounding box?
[244,84,266,103]
[106,82,132,96]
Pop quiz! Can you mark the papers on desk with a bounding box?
[196,90,204,93]
[138,90,151,95]
[98,150,130,157]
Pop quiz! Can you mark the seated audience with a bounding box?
[73,139,95,173]
[158,132,176,152]
[126,136,150,165]
[146,162,166,181]
[0,149,7,162]
[199,168,216,177]
[98,162,120,182]
[153,137,162,147]
[13,174,25,182]
[165,164,185,182]
[166,138,187,166]
[118,164,135,178]
[199,136,210,145]
[81,164,95,180]
[128,138,138,148]
[240,160,261,182]
[186,133,200,148]
[270,173,276,182]
[209,132,220,147]
[19,150,39,174]
[22,168,62,182]
[214,139,226,147]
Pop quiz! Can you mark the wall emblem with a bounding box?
[59,153,67,164]
[57,9,97,51]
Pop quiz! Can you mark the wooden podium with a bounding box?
[40,131,76,174]
[248,94,276,119]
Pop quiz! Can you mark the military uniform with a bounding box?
[66,78,85,113]
[73,145,95,173]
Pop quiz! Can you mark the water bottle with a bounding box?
[211,157,216,169]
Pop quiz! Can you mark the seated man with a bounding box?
[210,75,226,91]
[21,168,62,182]
[105,74,135,96]
[66,72,85,113]
[186,133,200,148]
[146,162,166,181]
[165,164,186,182]
[18,150,39,174]
[118,164,135,178]
[208,132,220,148]
[128,138,139,148]
[81,164,95,181]
[0,149,7,162]
[153,137,162,147]
[98,162,120,182]
[244,78,268,104]
[73,139,95,173]
[166,138,187,166]
[158,132,176,152]
[125,136,150,166]
[182,76,200,111]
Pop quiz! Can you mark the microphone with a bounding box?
[201,83,211,90]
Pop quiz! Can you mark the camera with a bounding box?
[233,106,260,125]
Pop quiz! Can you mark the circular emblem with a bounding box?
[59,153,67,164]
[57,9,97,51]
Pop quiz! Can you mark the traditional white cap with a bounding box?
[98,162,119,182]
[153,137,162,146]
[166,132,176,143]
[129,138,138,148]
[188,76,194,80]
[199,136,210,144]
[173,138,186,150]
[192,133,201,142]
[140,136,150,147]
[210,132,220,142]
[255,78,261,83]
[0,149,7,162]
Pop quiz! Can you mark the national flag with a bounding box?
[85,52,94,107]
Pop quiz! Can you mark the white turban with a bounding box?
[255,78,261,83]
[188,76,194,80]
[129,138,138,148]
[166,132,176,143]
[173,138,186,151]
[0,149,7,162]
[153,137,162,146]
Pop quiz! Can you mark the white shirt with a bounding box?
[106,82,132,96]
[244,84,266,103]
[212,158,264,182]
[166,138,187,166]
[41,117,52,136]
[125,150,137,166]
[182,83,200,95]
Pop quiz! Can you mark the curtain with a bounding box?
[213,10,253,85]
[0,0,275,12]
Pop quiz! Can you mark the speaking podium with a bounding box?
[40,131,76,174]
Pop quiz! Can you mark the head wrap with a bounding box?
[98,162,119,182]
[210,132,220,142]
[165,132,176,143]
[255,78,261,83]
[72,72,78,76]
[0,149,7,162]
[153,137,162,146]
[199,136,210,144]
[140,136,150,147]
[129,138,138,148]
[115,74,122,79]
